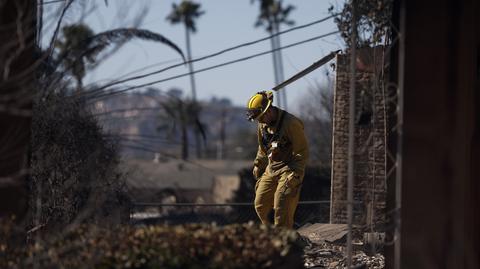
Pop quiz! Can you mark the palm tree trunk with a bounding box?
[181,121,188,160]
[218,108,227,160]
[185,27,197,101]
[76,75,83,92]
[185,26,202,159]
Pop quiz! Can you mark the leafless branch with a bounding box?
[46,0,74,59]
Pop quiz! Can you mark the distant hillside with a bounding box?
[91,89,257,160]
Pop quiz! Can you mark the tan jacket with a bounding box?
[253,108,309,176]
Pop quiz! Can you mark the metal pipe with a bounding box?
[394,0,406,268]
[346,0,358,267]
[274,23,288,110]
[270,31,282,107]
[271,50,339,92]
[133,200,332,207]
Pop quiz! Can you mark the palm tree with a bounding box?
[252,0,295,109]
[166,0,204,101]
[166,1,205,158]
[156,89,206,160]
[55,24,95,91]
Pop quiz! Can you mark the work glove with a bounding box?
[253,165,262,180]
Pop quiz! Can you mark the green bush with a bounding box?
[1,222,304,269]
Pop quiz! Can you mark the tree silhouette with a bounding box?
[166,0,204,101]
[55,24,95,91]
[253,0,295,32]
[154,89,206,160]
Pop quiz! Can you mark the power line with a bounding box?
[105,133,184,144]
[92,107,159,117]
[113,58,183,81]
[83,14,338,96]
[118,136,185,146]
[40,0,65,5]
[133,200,331,207]
[116,134,174,141]
[120,143,214,171]
[87,30,341,100]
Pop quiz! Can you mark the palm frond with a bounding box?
[85,28,186,63]
[166,1,204,33]
[49,27,186,84]
[166,3,182,24]
[252,0,295,32]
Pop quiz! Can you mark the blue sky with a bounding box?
[43,0,345,112]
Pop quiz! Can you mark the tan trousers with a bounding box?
[254,166,303,229]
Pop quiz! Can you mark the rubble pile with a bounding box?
[298,223,385,269]
[303,241,385,268]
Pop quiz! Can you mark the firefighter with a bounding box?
[246,90,309,229]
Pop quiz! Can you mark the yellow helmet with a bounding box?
[246,91,273,121]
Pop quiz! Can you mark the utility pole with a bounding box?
[270,29,283,108]
[273,21,288,110]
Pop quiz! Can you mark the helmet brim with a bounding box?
[248,99,272,121]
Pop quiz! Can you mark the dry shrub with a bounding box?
[28,90,130,235]
[2,222,304,269]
